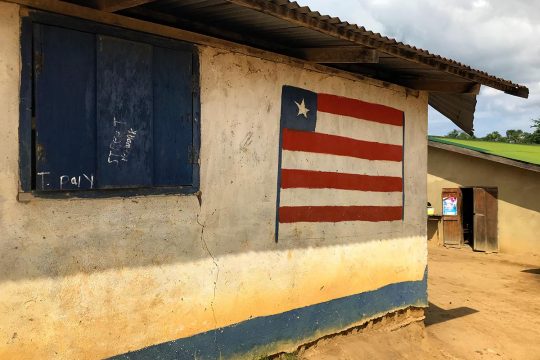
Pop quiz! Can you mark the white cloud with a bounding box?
[299,0,540,136]
[472,0,489,9]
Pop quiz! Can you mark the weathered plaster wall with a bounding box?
[0,3,428,358]
[428,146,540,255]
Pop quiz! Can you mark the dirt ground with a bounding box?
[295,243,540,360]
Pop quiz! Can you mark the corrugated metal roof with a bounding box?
[65,0,530,134]
[429,93,477,134]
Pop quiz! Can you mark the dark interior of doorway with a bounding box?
[461,187,474,249]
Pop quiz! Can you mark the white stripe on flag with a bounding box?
[280,188,403,207]
[278,220,404,241]
[281,150,403,177]
[315,112,403,146]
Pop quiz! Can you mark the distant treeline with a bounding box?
[445,118,540,144]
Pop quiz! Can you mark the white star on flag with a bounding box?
[294,98,309,118]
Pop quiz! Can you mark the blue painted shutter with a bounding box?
[34,24,96,191]
[96,35,154,188]
[33,24,195,192]
[153,46,194,186]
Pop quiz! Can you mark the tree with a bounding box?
[446,130,460,138]
[457,132,475,140]
[526,118,540,144]
[441,118,540,144]
[445,130,474,140]
[505,129,527,144]
[483,131,505,142]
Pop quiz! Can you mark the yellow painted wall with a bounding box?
[428,146,540,255]
[0,3,428,358]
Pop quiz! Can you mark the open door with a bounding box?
[442,188,462,247]
[473,187,498,252]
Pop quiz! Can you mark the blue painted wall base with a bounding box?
[110,269,427,360]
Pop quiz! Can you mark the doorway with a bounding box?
[442,187,499,252]
[462,188,474,248]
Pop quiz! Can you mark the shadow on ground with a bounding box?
[425,302,478,326]
[521,268,540,275]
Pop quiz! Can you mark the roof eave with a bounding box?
[226,0,529,99]
[428,140,540,173]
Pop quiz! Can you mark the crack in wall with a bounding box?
[196,207,220,346]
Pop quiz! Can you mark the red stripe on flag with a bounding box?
[282,128,402,162]
[279,205,403,223]
[281,169,402,192]
[318,93,403,126]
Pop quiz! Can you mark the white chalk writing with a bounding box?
[37,171,94,190]
[82,174,94,189]
[37,171,50,190]
[107,117,138,165]
[121,128,137,161]
[113,116,126,127]
[59,173,94,190]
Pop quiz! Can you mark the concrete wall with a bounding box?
[0,3,428,358]
[428,146,540,255]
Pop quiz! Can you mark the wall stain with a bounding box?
[239,131,253,153]
[35,142,45,161]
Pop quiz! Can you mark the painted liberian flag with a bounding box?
[275,85,404,241]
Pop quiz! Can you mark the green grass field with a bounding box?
[428,137,540,165]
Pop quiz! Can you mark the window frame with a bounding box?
[19,11,201,199]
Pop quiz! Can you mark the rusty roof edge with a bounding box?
[226,0,529,98]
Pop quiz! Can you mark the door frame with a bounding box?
[460,186,499,252]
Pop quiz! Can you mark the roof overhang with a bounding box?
[9,0,529,134]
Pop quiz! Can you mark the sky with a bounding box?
[298,0,540,136]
